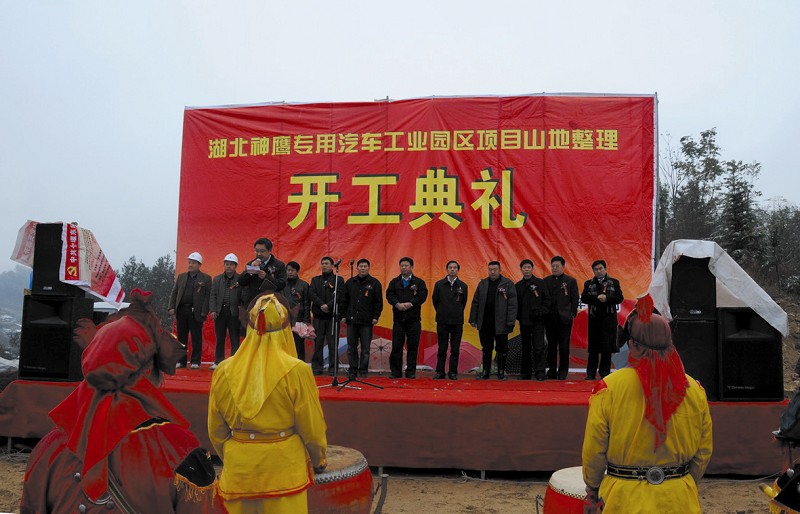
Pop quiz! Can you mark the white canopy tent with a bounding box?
[649,239,788,336]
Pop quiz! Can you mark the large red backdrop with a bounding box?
[178,95,656,363]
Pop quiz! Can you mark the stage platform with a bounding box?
[0,367,787,475]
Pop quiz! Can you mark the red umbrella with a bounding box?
[421,340,483,373]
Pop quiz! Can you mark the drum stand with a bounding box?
[319,260,358,390]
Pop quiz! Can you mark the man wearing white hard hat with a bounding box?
[168,251,212,369]
[210,253,244,369]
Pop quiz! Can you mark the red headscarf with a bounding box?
[49,289,188,501]
[625,295,688,450]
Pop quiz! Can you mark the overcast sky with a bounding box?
[1,1,797,274]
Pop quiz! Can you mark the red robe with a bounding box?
[21,420,216,513]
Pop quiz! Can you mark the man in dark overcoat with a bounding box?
[469,261,518,380]
[580,259,624,379]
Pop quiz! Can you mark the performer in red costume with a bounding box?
[20,289,216,514]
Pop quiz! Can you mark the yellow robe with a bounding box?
[208,358,327,514]
[582,368,713,514]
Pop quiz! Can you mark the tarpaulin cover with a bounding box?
[650,239,788,336]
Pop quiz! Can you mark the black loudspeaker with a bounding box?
[31,223,84,297]
[18,295,94,381]
[670,256,716,321]
[672,320,718,401]
[718,307,783,401]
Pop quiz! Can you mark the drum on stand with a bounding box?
[543,466,585,514]
[308,445,373,514]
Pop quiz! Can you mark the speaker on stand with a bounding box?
[669,256,715,321]
[31,223,85,298]
[18,295,94,381]
[19,222,92,381]
[672,320,719,401]
[717,307,783,401]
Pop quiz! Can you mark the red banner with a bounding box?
[11,221,125,306]
[179,95,655,363]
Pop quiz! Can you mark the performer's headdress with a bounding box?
[622,294,688,449]
[225,293,300,420]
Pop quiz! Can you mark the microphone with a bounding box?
[334,258,342,267]
[350,259,355,266]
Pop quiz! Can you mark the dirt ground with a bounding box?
[0,452,775,513]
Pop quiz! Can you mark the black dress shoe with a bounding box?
[433,372,446,379]
[448,372,458,380]
[405,373,416,379]
[535,374,546,381]
[546,373,558,380]
[520,375,532,380]
[476,372,490,380]
[389,373,402,379]
[585,375,596,381]
[557,375,567,381]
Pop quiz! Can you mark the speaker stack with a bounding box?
[670,256,719,400]
[19,223,92,381]
[668,255,784,402]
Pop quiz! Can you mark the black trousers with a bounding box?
[312,318,337,372]
[586,351,612,378]
[435,323,462,374]
[213,308,240,364]
[292,332,306,361]
[390,320,421,376]
[520,321,547,378]
[176,304,204,366]
[545,319,573,378]
[479,326,508,374]
[346,323,373,373]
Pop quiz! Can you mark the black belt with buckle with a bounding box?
[606,462,690,485]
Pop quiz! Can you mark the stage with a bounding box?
[0,367,787,475]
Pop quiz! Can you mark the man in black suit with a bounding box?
[282,260,312,361]
[168,251,211,369]
[343,258,383,380]
[238,237,287,306]
[309,256,346,375]
[469,261,517,380]
[515,259,550,381]
[386,257,428,379]
[543,255,580,380]
[431,260,468,380]
[581,259,624,379]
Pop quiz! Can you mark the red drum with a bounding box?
[308,445,373,514]
[543,466,585,514]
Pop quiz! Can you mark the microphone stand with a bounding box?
[319,259,357,390]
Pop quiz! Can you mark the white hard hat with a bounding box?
[187,251,203,264]
[224,253,238,264]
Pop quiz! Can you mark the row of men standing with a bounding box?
[168,237,624,380]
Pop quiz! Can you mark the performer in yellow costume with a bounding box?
[582,296,713,513]
[208,293,328,514]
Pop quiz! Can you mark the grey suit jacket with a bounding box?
[210,272,243,316]
[167,271,212,322]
